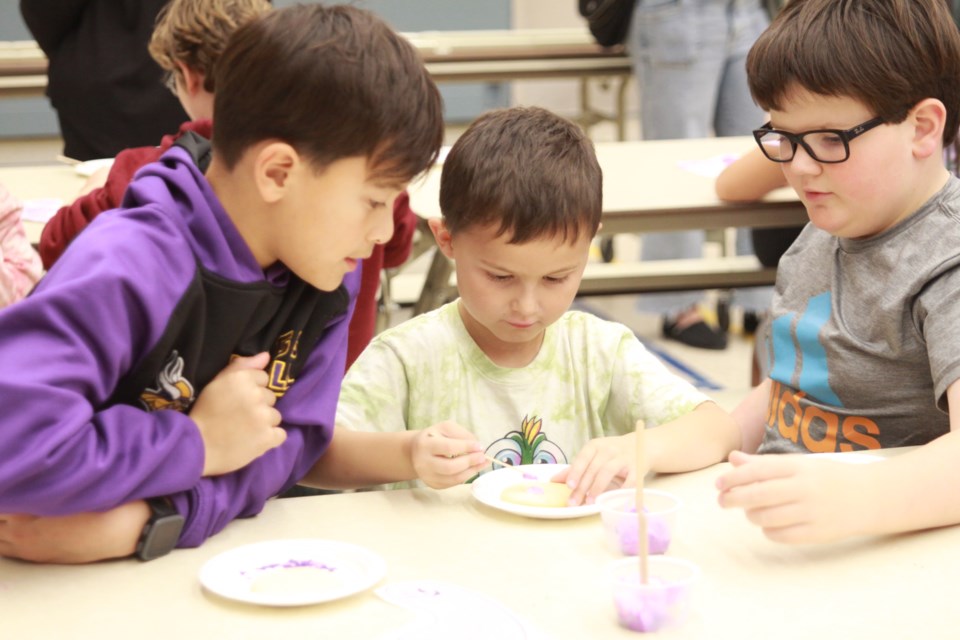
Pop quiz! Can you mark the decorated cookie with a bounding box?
[500,481,572,507]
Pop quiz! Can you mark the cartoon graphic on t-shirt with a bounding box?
[485,415,567,467]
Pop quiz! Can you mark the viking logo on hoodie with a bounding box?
[139,350,195,412]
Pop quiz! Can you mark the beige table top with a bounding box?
[0,164,85,246]
[410,136,807,235]
[1,449,955,639]
[9,137,808,248]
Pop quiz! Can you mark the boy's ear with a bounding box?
[910,98,947,159]
[428,218,455,259]
[253,142,299,204]
[175,61,204,96]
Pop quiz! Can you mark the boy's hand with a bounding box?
[410,422,487,489]
[190,352,286,476]
[716,450,869,543]
[0,501,150,564]
[553,432,637,506]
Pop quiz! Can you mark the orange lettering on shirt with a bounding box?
[777,389,805,443]
[840,416,882,451]
[800,406,839,453]
[274,330,296,357]
[268,358,294,395]
[767,381,780,426]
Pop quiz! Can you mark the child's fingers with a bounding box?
[563,453,597,506]
[718,476,800,511]
[266,423,287,448]
[549,467,570,484]
[422,424,482,458]
[715,453,799,491]
[431,421,480,442]
[421,453,486,488]
[223,352,271,373]
[582,466,622,504]
[740,501,807,530]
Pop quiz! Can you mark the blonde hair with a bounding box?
[148,0,271,93]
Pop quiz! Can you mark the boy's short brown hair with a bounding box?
[211,4,443,185]
[440,106,602,244]
[148,0,271,93]
[748,0,960,145]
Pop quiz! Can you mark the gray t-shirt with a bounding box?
[759,176,960,453]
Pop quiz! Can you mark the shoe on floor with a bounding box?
[662,315,728,350]
[743,310,761,335]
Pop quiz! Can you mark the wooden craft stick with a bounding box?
[485,454,512,468]
[636,419,649,584]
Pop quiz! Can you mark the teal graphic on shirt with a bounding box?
[769,291,842,406]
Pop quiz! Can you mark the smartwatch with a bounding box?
[135,497,185,561]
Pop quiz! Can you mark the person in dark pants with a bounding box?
[19,0,188,161]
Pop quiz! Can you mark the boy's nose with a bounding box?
[787,144,822,175]
[372,206,394,246]
[514,286,538,316]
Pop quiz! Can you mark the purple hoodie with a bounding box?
[0,138,358,547]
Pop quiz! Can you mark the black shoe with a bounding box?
[743,311,760,335]
[662,316,728,350]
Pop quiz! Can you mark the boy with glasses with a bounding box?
[715,0,960,543]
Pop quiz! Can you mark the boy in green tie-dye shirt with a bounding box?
[305,107,741,504]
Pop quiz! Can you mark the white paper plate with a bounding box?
[471,463,602,520]
[199,539,386,607]
[74,158,114,177]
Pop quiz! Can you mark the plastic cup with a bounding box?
[610,556,700,633]
[596,488,681,556]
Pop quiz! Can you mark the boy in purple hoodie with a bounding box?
[0,4,443,563]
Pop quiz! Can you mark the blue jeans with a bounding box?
[629,0,771,314]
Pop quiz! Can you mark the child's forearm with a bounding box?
[715,148,787,202]
[646,402,741,474]
[301,428,417,489]
[732,380,771,454]
[860,382,960,535]
[862,430,960,536]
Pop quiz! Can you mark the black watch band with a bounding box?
[135,497,185,562]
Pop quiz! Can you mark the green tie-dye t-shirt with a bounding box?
[337,301,709,487]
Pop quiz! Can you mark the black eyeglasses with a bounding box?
[753,116,885,163]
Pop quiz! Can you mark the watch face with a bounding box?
[138,514,185,561]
